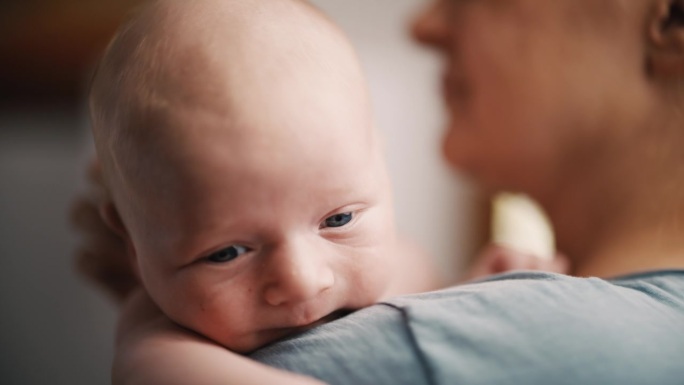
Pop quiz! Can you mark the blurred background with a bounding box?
[0,0,549,384]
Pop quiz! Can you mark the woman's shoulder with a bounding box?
[380,270,684,385]
[253,270,684,385]
[384,270,684,328]
[388,269,684,304]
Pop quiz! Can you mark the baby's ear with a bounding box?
[648,0,684,78]
[100,201,128,237]
[100,201,139,263]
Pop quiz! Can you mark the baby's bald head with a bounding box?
[90,0,375,228]
[89,2,395,350]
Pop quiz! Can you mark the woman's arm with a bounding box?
[114,290,326,385]
[384,237,570,298]
[461,244,569,282]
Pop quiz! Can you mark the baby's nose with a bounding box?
[262,241,335,306]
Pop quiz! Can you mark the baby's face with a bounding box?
[121,104,395,353]
[94,0,397,353]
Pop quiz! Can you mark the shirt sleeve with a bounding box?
[251,303,433,385]
[251,271,684,385]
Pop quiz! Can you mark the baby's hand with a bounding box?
[461,244,569,282]
[70,158,139,303]
[114,289,326,385]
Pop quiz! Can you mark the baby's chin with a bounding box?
[229,309,353,354]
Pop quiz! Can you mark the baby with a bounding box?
[81,0,567,383]
[90,0,437,370]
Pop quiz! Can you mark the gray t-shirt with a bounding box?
[251,270,684,385]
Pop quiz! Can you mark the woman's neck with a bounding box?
[538,137,684,278]
[571,227,684,278]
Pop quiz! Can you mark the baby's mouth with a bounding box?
[280,309,351,334]
[255,309,353,350]
[308,309,350,327]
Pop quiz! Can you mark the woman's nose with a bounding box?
[262,240,335,307]
[410,0,449,48]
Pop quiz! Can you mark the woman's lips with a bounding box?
[443,69,469,104]
[443,73,462,103]
[443,74,454,102]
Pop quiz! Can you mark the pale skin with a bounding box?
[89,0,441,384]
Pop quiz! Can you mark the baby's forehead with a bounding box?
[116,0,369,133]
[118,102,381,229]
[134,94,374,166]
[94,0,374,194]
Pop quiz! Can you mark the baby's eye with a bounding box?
[321,212,353,228]
[206,245,249,263]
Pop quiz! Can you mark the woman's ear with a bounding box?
[648,0,684,78]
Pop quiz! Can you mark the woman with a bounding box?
[411,0,684,279]
[73,0,684,384]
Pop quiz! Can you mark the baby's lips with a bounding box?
[278,308,350,335]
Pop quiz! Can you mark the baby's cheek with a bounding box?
[155,281,218,329]
[351,251,393,304]
[175,299,250,350]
